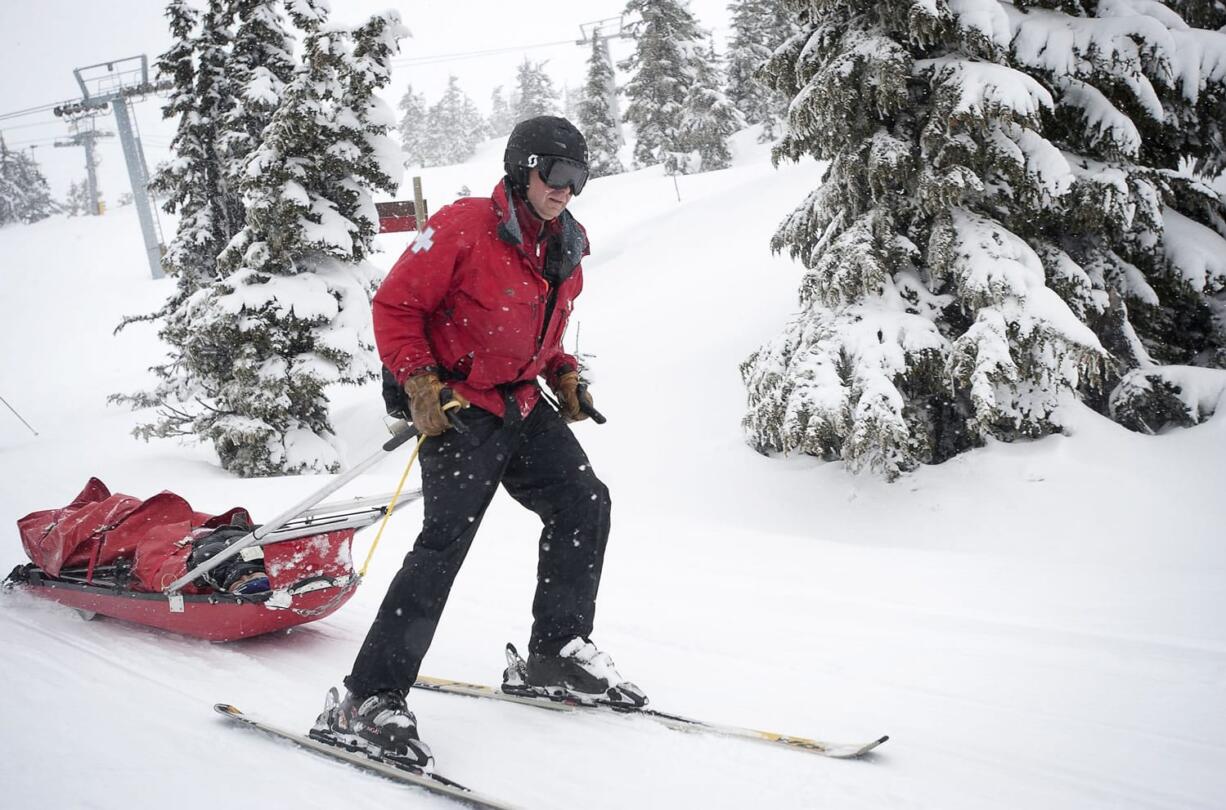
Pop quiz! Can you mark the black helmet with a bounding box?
[504,116,589,195]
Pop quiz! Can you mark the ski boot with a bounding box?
[502,639,648,708]
[311,687,434,773]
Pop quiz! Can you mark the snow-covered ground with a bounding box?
[2,131,1224,809]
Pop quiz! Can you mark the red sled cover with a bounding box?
[17,478,251,592]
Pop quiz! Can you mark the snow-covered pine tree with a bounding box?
[620,0,706,169]
[112,0,242,462]
[224,4,403,272]
[488,86,516,137]
[191,10,408,476]
[20,151,58,222]
[743,0,1226,479]
[147,0,240,291]
[119,7,407,477]
[512,58,561,122]
[562,84,585,122]
[64,180,94,216]
[725,0,795,142]
[397,84,429,167]
[579,34,626,178]
[675,40,744,172]
[1165,0,1226,182]
[0,139,58,225]
[217,0,296,199]
[1030,0,1226,427]
[1168,0,1226,29]
[421,76,485,166]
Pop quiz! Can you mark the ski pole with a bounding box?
[0,394,39,436]
[442,388,469,432]
[539,384,606,424]
[576,383,606,424]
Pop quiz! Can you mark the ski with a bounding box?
[414,645,887,760]
[213,703,519,810]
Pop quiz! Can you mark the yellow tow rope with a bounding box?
[357,401,462,578]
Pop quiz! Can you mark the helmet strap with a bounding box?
[515,180,548,222]
[506,168,528,196]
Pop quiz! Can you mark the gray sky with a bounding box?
[0,1,733,198]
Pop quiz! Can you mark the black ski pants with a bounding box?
[344,398,611,699]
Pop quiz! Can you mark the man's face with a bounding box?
[525,169,572,221]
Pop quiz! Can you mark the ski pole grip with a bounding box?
[441,391,469,433]
[576,384,607,424]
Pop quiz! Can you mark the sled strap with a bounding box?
[359,433,427,578]
[358,399,462,577]
[85,538,103,584]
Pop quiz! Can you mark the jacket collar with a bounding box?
[493,179,531,247]
[491,179,589,281]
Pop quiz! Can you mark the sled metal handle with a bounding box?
[297,491,409,519]
[163,426,421,597]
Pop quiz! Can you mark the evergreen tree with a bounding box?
[0,140,58,225]
[147,0,240,292]
[562,84,585,122]
[1167,0,1226,29]
[579,34,626,178]
[113,0,236,461]
[421,76,485,166]
[218,0,296,198]
[725,0,795,142]
[741,0,1226,480]
[487,85,516,137]
[397,84,429,167]
[282,0,328,29]
[512,58,561,122]
[199,10,406,476]
[1165,0,1226,179]
[64,180,94,217]
[117,4,407,477]
[676,41,744,172]
[620,0,706,169]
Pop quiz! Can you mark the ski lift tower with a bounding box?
[55,55,167,280]
[52,118,113,216]
[578,16,632,147]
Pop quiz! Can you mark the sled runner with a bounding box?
[6,429,423,641]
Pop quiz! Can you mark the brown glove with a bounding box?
[404,371,467,436]
[553,370,593,423]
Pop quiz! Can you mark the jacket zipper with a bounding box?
[538,281,559,351]
[531,230,559,352]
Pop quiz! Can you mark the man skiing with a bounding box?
[315,116,645,771]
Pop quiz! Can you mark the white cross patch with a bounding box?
[411,226,435,254]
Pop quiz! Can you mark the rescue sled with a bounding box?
[6,429,422,642]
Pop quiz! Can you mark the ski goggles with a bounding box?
[529,154,589,196]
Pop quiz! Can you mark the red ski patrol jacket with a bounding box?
[373,179,589,419]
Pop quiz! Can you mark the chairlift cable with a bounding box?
[390,38,575,67]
